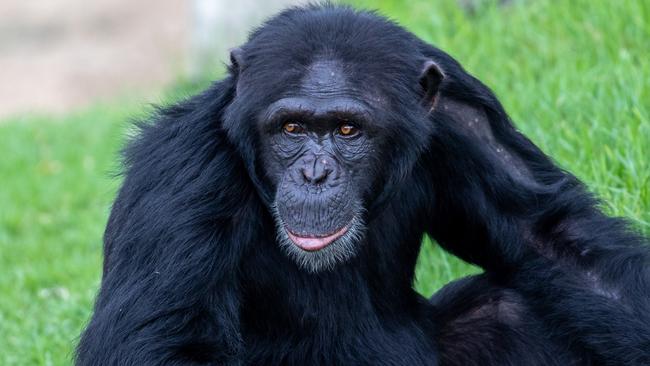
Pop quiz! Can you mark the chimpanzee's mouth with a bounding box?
[272,205,365,272]
[272,198,364,272]
[285,226,349,251]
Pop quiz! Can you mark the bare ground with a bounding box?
[0,0,187,119]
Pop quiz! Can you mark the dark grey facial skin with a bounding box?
[259,60,377,272]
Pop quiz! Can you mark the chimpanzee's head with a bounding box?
[223,6,445,272]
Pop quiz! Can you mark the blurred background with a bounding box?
[0,0,648,364]
[0,0,309,118]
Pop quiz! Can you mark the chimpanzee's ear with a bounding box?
[229,47,246,97]
[419,60,445,109]
[229,47,244,73]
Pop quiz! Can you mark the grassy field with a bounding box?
[1,0,648,364]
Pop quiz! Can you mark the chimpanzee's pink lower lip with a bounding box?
[286,226,349,251]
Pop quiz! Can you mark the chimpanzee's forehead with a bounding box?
[299,60,362,98]
[301,60,347,93]
[295,58,388,108]
[256,59,387,123]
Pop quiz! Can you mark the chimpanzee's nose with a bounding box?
[301,155,333,184]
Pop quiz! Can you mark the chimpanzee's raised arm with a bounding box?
[420,46,650,365]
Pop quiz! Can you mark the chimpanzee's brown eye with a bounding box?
[283,122,304,134]
[338,124,358,136]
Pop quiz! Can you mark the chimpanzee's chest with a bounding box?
[238,239,438,365]
[241,326,438,366]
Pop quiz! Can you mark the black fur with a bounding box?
[77,4,650,365]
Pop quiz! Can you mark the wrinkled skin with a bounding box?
[259,60,381,270]
[227,35,437,271]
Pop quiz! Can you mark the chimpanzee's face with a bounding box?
[258,60,379,272]
[225,24,442,272]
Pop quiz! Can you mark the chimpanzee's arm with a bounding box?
[419,51,650,365]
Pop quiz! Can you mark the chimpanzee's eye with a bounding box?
[337,124,359,137]
[283,122,304,134]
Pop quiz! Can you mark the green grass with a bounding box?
[0,0,648,364]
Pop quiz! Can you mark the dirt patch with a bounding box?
[0,0,187,119]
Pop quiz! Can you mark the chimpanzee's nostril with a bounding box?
[302,157,332,184]
[302,167,329,184]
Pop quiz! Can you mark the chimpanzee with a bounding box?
[77,4,650,365]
